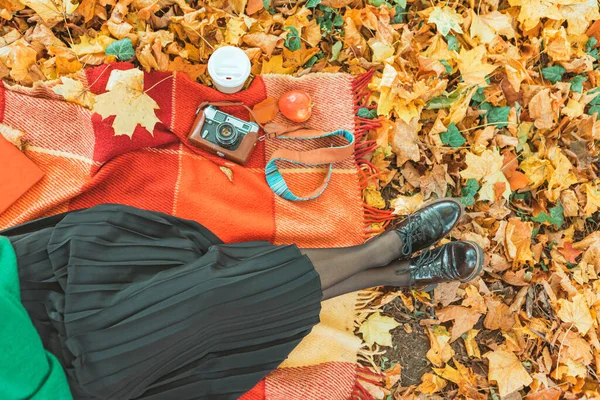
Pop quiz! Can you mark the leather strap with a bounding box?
[197,101,355,201]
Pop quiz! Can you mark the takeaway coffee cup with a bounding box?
[208,46,251,94]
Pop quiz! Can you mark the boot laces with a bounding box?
[398,215,426,257]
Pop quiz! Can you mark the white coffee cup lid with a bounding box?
[208,46,251,91]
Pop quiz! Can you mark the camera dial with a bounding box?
[216,122,239,148]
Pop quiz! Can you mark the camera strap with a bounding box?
[264,126,355,201]
[195,101,355,201]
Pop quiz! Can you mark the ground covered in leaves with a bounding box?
[1,0,600,397]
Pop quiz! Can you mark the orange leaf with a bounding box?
[493,181,507,200]
[246,0,264,14]
[503,150,528,190]
[558,242,583,264]
[252,97,280,124]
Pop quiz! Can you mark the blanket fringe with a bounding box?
[351,70,394,240]
[351,365,386,400]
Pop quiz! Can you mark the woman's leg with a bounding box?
[320,259,412,300]
[299,230,403,290]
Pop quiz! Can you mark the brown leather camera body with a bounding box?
[187,103,259,165]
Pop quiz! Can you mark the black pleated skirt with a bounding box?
[2,204,322,400]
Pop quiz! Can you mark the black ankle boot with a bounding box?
[394,198,463,259]
[397,241,484,290]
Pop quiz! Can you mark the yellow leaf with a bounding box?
[363,185,386,209]
[21,0,79,25]
[457,45,497,86]
[0,40,37,85]
[485,349,533,398]
[469,10,515,44]
[432,363,461,384]
[92,69,160,138]
[520,154,554,189]
[261,55,294,75]
[55,56,82,75]
[303,20,322,48]
[464,329,481,358]
[225,17,248,46]
[283,45,320,69]
[391,117,420,166]
[460,148,510,202]
[71,34,115,57]
[584,183,600,217]
[436,305,482,342]
[557,294,594,335]
[358,312,400,347]
[426,325,455,367]
[219,166,234,182]
[52,77,96,109]
[417,373,447,394]
[543,27,571,62]
[546,147,578,202]
[391,193,425,216]
[368,39,394,63]
[428,6,464,36]
[505,217,534,266]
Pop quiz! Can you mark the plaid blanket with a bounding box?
[0,63,386,399]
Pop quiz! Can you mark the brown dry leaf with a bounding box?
[528,89,554,130]
[168,57,206,81]
[434,281,462,307]
[92,69,160,138]
[252,97,279,124]
[243,33,281,57]
[436,305,482,342]
[483,297,515,331]
[505,217,534,266]
[557,294,594,335]
[485,349,533,397]
[384,363,402,389]
[245,0,263,15]
[426,325,455,367]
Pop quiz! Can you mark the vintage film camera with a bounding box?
[188,105,260,165]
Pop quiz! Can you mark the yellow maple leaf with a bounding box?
[427,6,464,36]
[261,55,294,75]
[357,312,399,347]
[469,10,515,44]
[520,154,554,189]
[426,325,455,367]
[583,183,600,217]
[0,40,37,85]
[391,193,425,216]
[52,76,96,109]
[557,294,594,335]
[485,349,533,397]
[463,329,481,358]
[92,69,160,138]
[457,45,497,86]
[546,147,578,202]
[460,148,510,202]
[417,373,447,394]
[21,0,79,25]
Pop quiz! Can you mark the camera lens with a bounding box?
[215,122,239,149]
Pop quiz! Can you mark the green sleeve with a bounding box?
[0,236,73,400]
